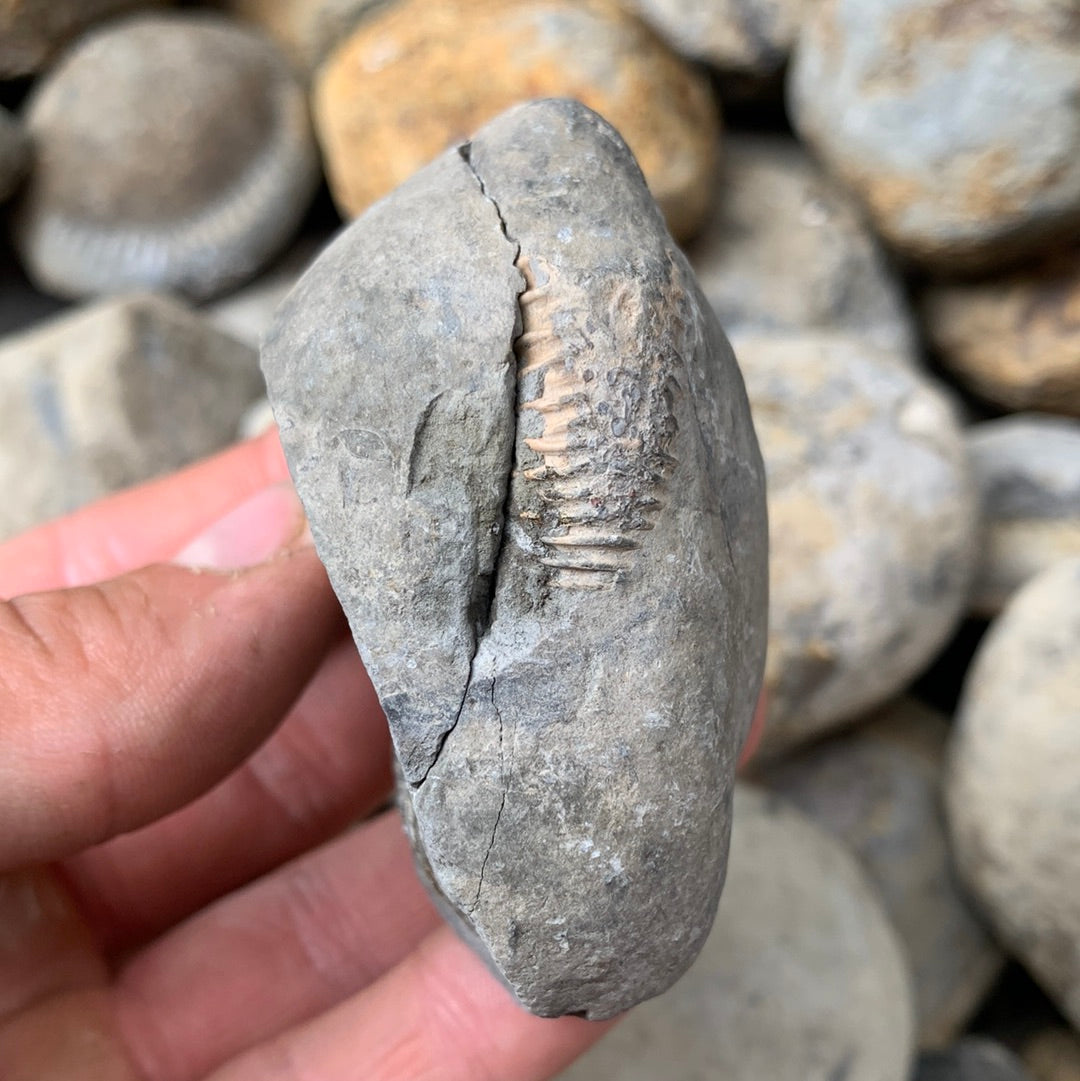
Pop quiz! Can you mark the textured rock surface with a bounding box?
[312,0,719,241]
[758,698,1003,1048]
[947,558,1080,1029]
[1024,1029,1080,1081]
[688,135,917,358]
[263,99,768,1018]
[790,0,1080,271]
[737,331,976,756]
[922,248,1080,416]
[917,1039,1036,1081]
[14,12,319,301]
[0,107,29,205]
[557,785,916,1081]
[0,0,168,76]
[626,0,802,75]
[967,414,1080,614]
[0,294,263,540]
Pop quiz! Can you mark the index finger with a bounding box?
[0,428,290,599]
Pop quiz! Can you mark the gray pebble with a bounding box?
[757,698,1003,1048]
[917,1039,1036,1081]
[789,0,1080,271]
[14,12,320,302]
[688,135,918,359]
[557,785,916,1081]
[1023,1028,1080,1081]
[0,294,263,540]
[947,558,1080,1030]
[263,99,768,1019]
[737,331,977,756]
[967,414,1080,615]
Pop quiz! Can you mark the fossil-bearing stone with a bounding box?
[789,0,1080,272]
[557,785,916,1081]
[0,0,169,77]
[688,135,918,359]
[757,698,1003,1048]
[917,1039,1036,1081]
[737,331,977,757]
[0,107,29,205]
[966,414,1080,615]
[922,248,1080,416]
[626,0,802,76]
[1023,1028,1080,1081]
[262,99,768,1019]
[946,558,1080,1029]
[0,294,263,540]
[311,0,720,242]
[14,12,320,302]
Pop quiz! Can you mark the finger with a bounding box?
[737,690,768,771]
[0,539,341,870]
[62,636,393,954]
[0,429,289,599]
[113,812,440,1081]
[203,925,614,1081]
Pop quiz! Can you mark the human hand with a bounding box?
[0,429,615,1081]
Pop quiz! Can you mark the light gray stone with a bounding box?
[0,294,263,540]
[262,99,768,1019]
[736,330,977,757]
[967,414,1080,615]
[13,12,320,302]
[688,135,918,358]
[789,0,1080,271]
[627,0,802,76]
[0,107,29,205]
[917,1039,1036,1081]
[557,785,916,1081]
[947,558,1080,1029]
[758,698,1003,1048]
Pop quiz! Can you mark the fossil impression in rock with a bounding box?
[262,99,768,1019]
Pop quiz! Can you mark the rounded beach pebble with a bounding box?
[0,294,263,540]
[311,0,719,241]
[758,698,1003,1047]
[557,785,916,1081]
[14,12,320,302]
[738,331,977,756]
[1023,1028,1080,1081]
[688,135,917,358]
[922,248,1080,416]
[947,557,1080,1029]
[966,413,1080,615]
[262,98,768,1019]
[789,0,1080,271]
[916,1038,1036,1081]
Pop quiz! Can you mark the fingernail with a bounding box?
[172,483,312,571]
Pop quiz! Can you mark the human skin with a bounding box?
[0,429,762,1079]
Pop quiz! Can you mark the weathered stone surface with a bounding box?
[0,0,168,77]
[263,99,767,1018]
[0,294,263,540]
[688,135,918,358]
[1024,1028,1080,1081]
[311,0,719,242]
[0,107,29,205]
[14,12,319,302]
[922,248,1080,416]
[917,1038,1036,1081]
[967,414,1080,615]
[789,0,1080,271]
[947,558,1080,1029]
[737,331,977,756]
[626,0,802,75]
[558,785,916,1081]
[758,698,1003,1048]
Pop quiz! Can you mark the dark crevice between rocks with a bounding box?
[410,142,524,791]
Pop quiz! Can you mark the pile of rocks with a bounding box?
[1,0,1078,1078]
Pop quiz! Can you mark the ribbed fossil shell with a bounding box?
[263,99,767,1018]
[14,12,320,301]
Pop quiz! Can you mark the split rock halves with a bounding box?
[262,99,768,1019]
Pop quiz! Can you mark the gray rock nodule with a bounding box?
[262,98,768,1019]
[916,1038,1036,1081]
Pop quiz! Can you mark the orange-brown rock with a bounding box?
[311,0,719,241]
